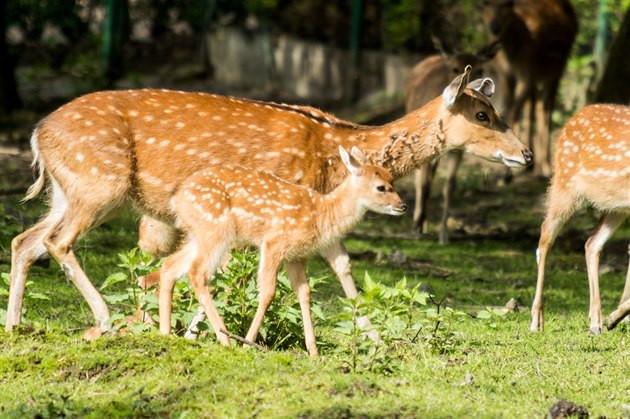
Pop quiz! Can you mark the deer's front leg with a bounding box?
[319,240,378,340]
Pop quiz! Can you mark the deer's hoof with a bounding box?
[82,326,103,340]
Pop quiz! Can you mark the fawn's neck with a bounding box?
[311,178,370,245]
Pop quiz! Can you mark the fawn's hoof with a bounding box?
[589,325,602,335]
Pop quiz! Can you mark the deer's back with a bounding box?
[553,104,630,210]
[37,90,352,219]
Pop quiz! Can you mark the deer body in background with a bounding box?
[406,40,501,243]
[7,66,532,337]
[531,104,630,334]
[159,147,405,355]
[483,0,578,177]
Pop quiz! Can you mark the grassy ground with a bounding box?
[0,162,629,418]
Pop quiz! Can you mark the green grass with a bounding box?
[1,164,629,418]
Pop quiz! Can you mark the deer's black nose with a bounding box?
[398,202,408,212]
[523,149,534,165]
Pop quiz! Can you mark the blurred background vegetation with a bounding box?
[0,0,629,119]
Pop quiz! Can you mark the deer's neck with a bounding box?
[335,99,446,180]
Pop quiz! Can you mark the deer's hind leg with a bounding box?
[584,212,626,334]
[6,181,67,331]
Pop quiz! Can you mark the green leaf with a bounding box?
[476,310,492,320]
[104,293,132,304]
[100,272,128,290]
[103,313,126,329]
[26,292,51,301]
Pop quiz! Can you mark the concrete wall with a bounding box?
[206,27,420,102]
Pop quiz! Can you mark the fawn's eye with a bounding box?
[476,112,489,121]
[376,185,386,192]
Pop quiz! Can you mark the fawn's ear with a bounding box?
[443,65,472,109]
[350,146,369,164]
[467,77,495,97]
[339,145,364,176]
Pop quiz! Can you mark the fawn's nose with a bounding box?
[523,149,534,166]
[397,202,408,213]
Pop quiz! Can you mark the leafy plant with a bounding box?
[474,306,509,329]
[332,272,431,373]
[101,248,326,351]
[8,392,88,418]
[100,248,163,334]
[211,249,327,351]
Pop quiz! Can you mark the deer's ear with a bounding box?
[477,39,502,61]
[350,146,369,164]
[467,77,495,97]
[443,65,471,109]
[339,145,364,176]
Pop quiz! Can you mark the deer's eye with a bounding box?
[476,112,489,121]
[376,185,386,192]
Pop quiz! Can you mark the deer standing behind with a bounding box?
[406,38,501,243]
[7,66,532,338]
[483,0,578,177]
[158,146,405,355]
[530,104,630,334]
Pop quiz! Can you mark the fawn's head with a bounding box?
[339,146,407,216]
[439,65,533,167]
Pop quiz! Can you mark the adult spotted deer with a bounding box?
[531,104,630,334]
[406,38,501,243]
[483,0,577,177]
[7,66,532,337]
[159,146,405,355]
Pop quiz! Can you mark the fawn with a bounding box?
[530,104,630,334]
[158,146,406,355]
[8,66,531,338]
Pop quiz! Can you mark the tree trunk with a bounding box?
[594,7,630,103]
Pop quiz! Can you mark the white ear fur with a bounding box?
[350,146,369,164]
[339,145,364,176]
[467,78,495,97]
[442,64,472,109]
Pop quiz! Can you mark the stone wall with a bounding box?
[205,27,421,102]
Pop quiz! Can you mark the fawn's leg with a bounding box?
[187,241,231,346]
[158,241,198,335]
[245,242,282,346]
[286,259,317,356]
[584,212,625,334]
